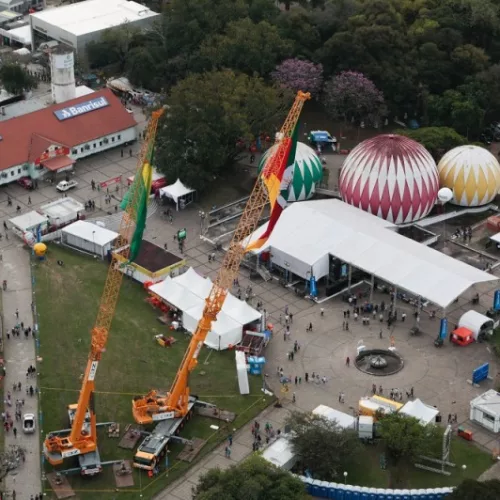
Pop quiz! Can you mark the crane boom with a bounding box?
[133,92,310,423]
[44,108,165,463]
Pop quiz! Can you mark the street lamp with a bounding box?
[198,210,206,233]
[92,230,96,257]
[343,471,348,484]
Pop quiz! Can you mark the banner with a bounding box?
[439,318,448,340]
[494,290,500,311]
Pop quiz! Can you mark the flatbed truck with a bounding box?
[133,398,197,471]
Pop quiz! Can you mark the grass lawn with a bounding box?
[344,437,492,489]
[34,245,271,499]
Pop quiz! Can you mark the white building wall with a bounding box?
[30,18,77,51]
[0,126,136,186]
[69,127,137,160]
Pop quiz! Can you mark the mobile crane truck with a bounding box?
[131,91,311,471]
[43,108,164,475]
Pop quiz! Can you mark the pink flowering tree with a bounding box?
[271,58,324,96]
[323,71,387,125]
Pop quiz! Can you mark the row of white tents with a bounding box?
[149,267,261,350]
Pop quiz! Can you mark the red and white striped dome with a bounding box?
[339,134,439,224]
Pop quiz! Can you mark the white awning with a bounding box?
[246,199,497,309]
[9,211,48,232]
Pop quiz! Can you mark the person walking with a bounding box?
[228,433,233,446]
[225,446,231,458]
[28,196,32,205]
[15,308,19,319]
[345,356,350,367]
[292,392,296,403]
[13,427,17,438]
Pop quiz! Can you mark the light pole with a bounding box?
[198,210,206,234]
[92,230,96,257]
[343,471,348,484]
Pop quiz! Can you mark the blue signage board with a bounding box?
[472,363,489,384]
[439,318,448,340]
[494,290,500,311]
[54,96,109,121]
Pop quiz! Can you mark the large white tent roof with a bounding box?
[246,199,496,308]
[62,220,118,246]
[149,267,261,349]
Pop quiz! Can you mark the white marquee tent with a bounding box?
[246,199,497,308]
[61,220,118,259]
[149,267,261,350]
[159,179,195,211]
[399,399,439,426]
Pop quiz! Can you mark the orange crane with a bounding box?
[43,108,165,472]
[132,91,310,428]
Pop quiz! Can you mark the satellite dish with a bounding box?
[438,187,453,203]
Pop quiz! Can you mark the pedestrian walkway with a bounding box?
[153,402,292,500]
[2,245,41,499]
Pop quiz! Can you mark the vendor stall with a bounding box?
[149,267,261,350]
[9,211,49,240]
[61,220,118,259]
[159,179,196,211]
[312,405,356,430]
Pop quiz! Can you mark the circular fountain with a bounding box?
[355,349,404,376]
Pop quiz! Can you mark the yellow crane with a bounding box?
[43,108,165,471]
[132,91,310,426]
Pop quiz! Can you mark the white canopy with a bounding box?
[399,399,439,426]
[149,267,261,350]
[159,179,195,209]
[246,199,497,309]
[9,211,48,232]
[313,405,356,429]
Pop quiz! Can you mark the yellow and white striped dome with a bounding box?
[438,145,500,207]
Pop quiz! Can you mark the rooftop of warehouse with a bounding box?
[30,0,160,37]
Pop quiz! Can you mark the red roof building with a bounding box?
[0,88,137,183]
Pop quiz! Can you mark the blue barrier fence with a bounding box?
[299,476,453,499]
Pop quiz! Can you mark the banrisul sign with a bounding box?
[54,96,109,121]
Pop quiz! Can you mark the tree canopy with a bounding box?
[192,455,307,500]
[324,71,386,125]
[446,479,500,500]
[154,70,290,192]
[285,411,362,481]
[377,413,442,464]
[396,127,469,159]
[0,63,36,95]
[271,58,324,95]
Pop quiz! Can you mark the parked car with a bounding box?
[56,180,78,192]
[17,176,33,190]
[22,413,35,434]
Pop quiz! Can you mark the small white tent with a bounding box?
[149,267,261,350]
[159,179,195,211]
[399,399,439,426]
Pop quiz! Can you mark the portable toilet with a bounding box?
[374,488,388,500]
[359,487,370,500]
[317,480,329,497]
[411,489,427,499]
[423,489,438,500]
[327,483,339,499]
[344,485,356,500]
[310,479,322,496]
[366,488,378,499]
[351,485,362,499]
[399,489,411,500]
[302,476,314,495]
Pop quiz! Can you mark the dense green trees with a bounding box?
[285,411,362,482]
[192,455,307,500]
[0,63,36,95]
[85,0,500,189]
[154,70,290,192]
[446,479,500,500]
